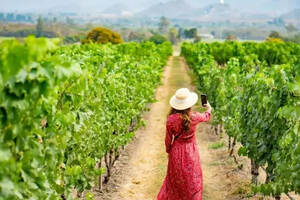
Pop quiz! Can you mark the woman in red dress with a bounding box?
[157,88,211,200]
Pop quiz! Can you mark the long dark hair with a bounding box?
[169,107,191,131]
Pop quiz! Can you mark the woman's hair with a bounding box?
[169,107,191,131]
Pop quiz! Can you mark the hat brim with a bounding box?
[169,92,198,110]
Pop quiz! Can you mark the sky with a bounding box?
[1,0,299,14]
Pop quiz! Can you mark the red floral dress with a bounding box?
[157,110,211,200]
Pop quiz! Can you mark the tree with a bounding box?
[63,34,85,44]
[128,31,138,42]
[211,31,216,37]
[285,24,298,33]
[127,31,149,42]
[184,28,197,39]
[284,33,300,43]
[269,31,282,39]
[266,31,283,42]
[0,13,5,22]
[158,16,170,34]
[194,35,201,43]
[179,27,185,39]
[226,34,237,41]
[266,37,284,43]
[272,17,285,26]
[168,28,179,44]
[6,13,15,22]
[82,27,123,44]
[16,14,26,22]
[149,34,168,45]
[27,15,33,23]
[190,28,198,38]
[36,16,44,37]
[66,17,75,26]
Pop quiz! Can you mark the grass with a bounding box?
[169,56,191,89]
[208,157,235,167]
[208,161,225,166]
[231,182,252,195]
[0,36,14,41]
[208,141,225,150]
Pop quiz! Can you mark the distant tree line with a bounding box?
[267,30,300,43]
[0,17,57,38]
[156,16,201,44]
[179,27,198,39]
[0,13,34,23]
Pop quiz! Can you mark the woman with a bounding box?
[157,88,211,200]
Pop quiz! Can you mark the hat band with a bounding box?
[174,98,189,104]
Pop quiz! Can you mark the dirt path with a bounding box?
[93,50,297,200]
[93,50,243,200]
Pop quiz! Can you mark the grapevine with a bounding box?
[181,41,300,198]
[0,36,172,199]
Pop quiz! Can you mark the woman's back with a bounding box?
[165,111,211,152]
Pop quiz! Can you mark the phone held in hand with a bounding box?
[201,94,207,106]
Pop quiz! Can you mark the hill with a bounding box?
[281,8,300,23]
[182,3,236,20]
[102,3,133,17]
[137,0,194,18]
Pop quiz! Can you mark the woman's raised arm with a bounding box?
[194,103,212,123]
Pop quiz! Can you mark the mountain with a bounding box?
[102,3,133,17]
[281,8,300,23]
[2,0,299,15]
[183,3,234,19]
[47,3,82,13]
[138,1,241,22]
[136,0,296,22]
[258,0,300,14]
[137,0,194,18]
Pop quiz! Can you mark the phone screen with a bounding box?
[201,94,207,106]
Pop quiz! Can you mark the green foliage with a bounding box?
[0,36,172,199]
[82,27,123,44]
[149,34,168,45]
[182,41,300,197]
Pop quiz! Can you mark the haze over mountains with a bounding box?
[2,0,299,14]
[135,0,299,23]
[1,0,299,23]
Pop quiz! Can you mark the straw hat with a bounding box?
[169,88,198,110]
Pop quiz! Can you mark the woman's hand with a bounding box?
[203,102,211,112]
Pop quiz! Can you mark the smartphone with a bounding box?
[201,94,207,106]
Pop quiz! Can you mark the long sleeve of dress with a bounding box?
[165,120,173,153]
[194,109,211,123]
